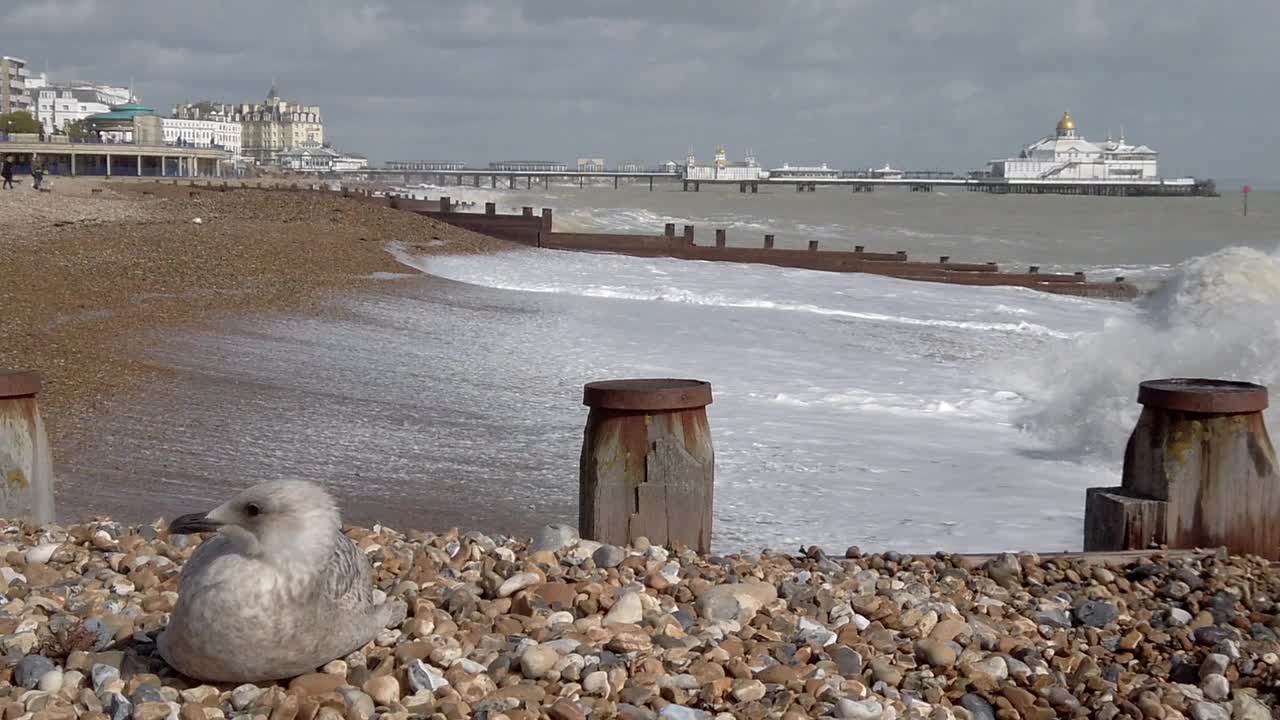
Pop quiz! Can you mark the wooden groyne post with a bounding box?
[579,379,715,553]
[1084,378,1280,559]
[0,370,54,524]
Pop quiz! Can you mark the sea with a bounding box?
[57,181,1280,555]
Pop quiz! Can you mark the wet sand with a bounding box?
[0,179,514,520]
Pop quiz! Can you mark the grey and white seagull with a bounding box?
[157,479,406,682]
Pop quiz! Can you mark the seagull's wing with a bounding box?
[321,531,376,611]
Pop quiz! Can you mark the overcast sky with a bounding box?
[6,0,1277,178]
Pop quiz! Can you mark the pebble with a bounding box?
[532,523,579,552]
[604,591,645,625]
[363,675,399,707]
[836,699,885,720]
[521,645,560,679]
[15,655,56,689]
[1200,653,1229,679]
[592,544,626,569]
[959,693,997,720]
[914,638,956,668]
[658,706,708,720]
[1202,673,1230,702]
[1074,600,1120,627]
[1190,702,1230,720]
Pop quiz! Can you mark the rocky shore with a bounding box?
[0,179,511,447]
[1,517,1277,720]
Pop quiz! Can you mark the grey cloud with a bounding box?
[6,0,1277,177]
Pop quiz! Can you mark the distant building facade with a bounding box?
[24,75,134,132]
[1,56,32,115]
[683,145,765,181]
[618,161,642,173]
[384,161,466,171]
[989,111,1159,181]
[489,160,567,172]
[161,117,242,158]
[576,158,606,172]
[277,144,367,172]
[173,84,323,164]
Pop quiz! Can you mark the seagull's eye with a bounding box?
[245,503,262,518]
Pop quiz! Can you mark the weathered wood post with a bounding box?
[683,225,695,246]
[807,240,819,251]
[0,371,54,525]
[1084,378,1280,559]
[715,229,727,248]
[438,196,451,213]
[764,234,775,249]
[579,379,715,553]
[485,202,496,215]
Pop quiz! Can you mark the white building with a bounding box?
[24,76,135,133]
[769,162,840,179]
[277,144,367,172]
[576,158,606,172]
[683,145,766,181]
[161,117,242,158]
[989,111,1159,181]
[1,56,32,115]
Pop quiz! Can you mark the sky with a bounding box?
[5,0,1278,179]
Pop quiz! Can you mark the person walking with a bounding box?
[30,155,44,190]
[1,157,14,190]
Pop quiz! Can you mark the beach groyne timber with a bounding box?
[381,194,1138,300]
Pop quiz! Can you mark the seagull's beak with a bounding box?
[167,511,224,535]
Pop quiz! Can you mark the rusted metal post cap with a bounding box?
[1137,378,1268,413]
[0,370,42,399]
[583,379,712,411]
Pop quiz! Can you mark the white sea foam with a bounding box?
[1008,245,1280,461]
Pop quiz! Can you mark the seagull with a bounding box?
[157,479,406,682]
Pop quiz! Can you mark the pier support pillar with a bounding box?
[0,371,54,525]
[682,181,688,192]
[579,379,715,554]
[1084,379,1280,559]
[509,176,515,189]
[491,175,496,188]
[649,177,653,191]
[695,182,700,192]
[739,183,746,193]
[751,182,758,193]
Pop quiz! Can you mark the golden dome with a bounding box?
[1057,110,1076,132]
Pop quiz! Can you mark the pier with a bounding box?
[366,167,1215,197]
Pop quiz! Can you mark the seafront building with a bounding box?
[576,158,606,172]
[489,160,568,172]
[29,79,134,134]
[385,161,465,172]
[684,145,765,181]
[173,84,323,165]
[768,162,840,179]
[160,117,242,160]
[276,144,367,172]
[0,56,33,114]
[989,111,1159,181]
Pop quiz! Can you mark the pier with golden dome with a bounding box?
[375,111,1214,196]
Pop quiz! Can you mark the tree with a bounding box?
[64,119,91,141]
[0,111,41,134]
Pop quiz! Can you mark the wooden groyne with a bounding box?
[387,194,1138,300]
[135,179,1138,300]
